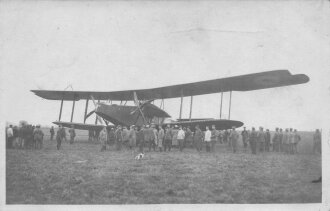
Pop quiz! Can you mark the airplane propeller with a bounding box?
[130,92,154,124]
[84,95,106,125]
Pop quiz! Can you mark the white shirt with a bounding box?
[7,127,13,137]
[177,129,185,140]
[204,130,211,142]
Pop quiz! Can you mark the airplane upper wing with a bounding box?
[31,70,309,101]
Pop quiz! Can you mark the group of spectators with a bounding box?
[95,124,323,155]
[6,123,322,155]
[6,123,44,150]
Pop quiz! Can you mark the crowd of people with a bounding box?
[91,124,322,155]
[6,123,322,155]
[5,124,44,150]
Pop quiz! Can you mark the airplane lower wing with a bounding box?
[52,121,113,131]
[165,119,244,130]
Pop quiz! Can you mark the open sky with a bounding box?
[1,1,330,131]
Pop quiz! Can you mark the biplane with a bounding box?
[31,70,309,132]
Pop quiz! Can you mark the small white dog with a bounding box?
[135,153,145,160]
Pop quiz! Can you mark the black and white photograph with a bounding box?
[1,1,329,210]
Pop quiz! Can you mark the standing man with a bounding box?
[50,126,55,141]
[289,128,295,154]
[122,126,130,148]
[164,125,172,152]
[157,125,164,152]
[204,126,212,152]
[152,124,158,151]
[108,128,116,146]
[33,125,44,149]
[177,126,185,152]
[272,128,280,152]
[171,125,179,150]
[257,127,266,153]
[282,129,289,154]
[185,126,193,148]
[279,128,284,152]
[210,125,217,152]
[194,125,203,152]
[229,126,239,153]
[137,126,145,153]
[69,125,76,144]
[313,129,321,154]
[241,127,249,151]
[56,125,66,150]
[265,129,271,152]
[144,125,155,152]
[115,125,123,151]
[6,125,14,149]
[99,126,108,152]
[293,129,301,154]
[128,125,136,150]
[249,127,258,154]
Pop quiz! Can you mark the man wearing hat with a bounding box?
[33,124,44,149]
[229,126,239,153]
[115,125,123,150]
[272,128,280,152]
[193,125,203,152]
[164,125,173,152]
[128,125,136,150]
[177,125,185,152]
[241,127,249,151]
[171,125,179,149]
[69,125,76,144]
[56,125,66,150]
[99,126,108,152]
[211,125,217,152]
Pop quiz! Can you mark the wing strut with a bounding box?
[83,99,89,123]
[220,92,223,119]
[70,95,76,122]
[58,96,64,121]
[179,90,183,119]
[189,96,193,121]
[228,90,232,120]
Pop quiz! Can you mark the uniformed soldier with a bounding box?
[68,125,76,144]
[177,125,185,152]
[211,125,217,152]
[282,129,289,154]
[122,126,130,148]
[249,127,258,154]
[257,127,266,152]
[272,128,280,152]
[241,127,249,151]
[293,129,301,154]
[171,125,179,149]
[128,125,136,150]
[115,125,123,151]
[143,125,155,152]
[265,129,271,152]
[229,126,239,153]
[33,125,44,149]
[185,126,193,148]
[108,128,116,146]
[56,125,66,150]
[157,125,164,152]
[204,126,212,152]
[194,125,203,152]
[279,128,283,152]
[164,125,172,152]
[99,126,108,152]
[50,126,55,141]
[137,126,145,153]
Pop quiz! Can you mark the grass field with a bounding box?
[6,130,321,204]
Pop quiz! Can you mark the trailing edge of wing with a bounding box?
[31,70,309,101]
